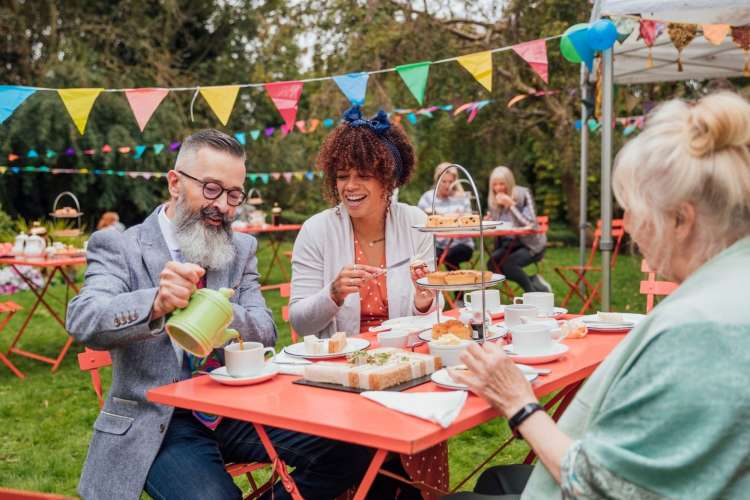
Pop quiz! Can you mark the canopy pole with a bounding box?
[600,48,614,311]
[579,64,590,282]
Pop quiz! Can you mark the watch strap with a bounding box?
[508,402,543,438]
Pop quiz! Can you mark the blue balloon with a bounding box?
[587,19,618,51]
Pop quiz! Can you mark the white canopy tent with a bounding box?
[581,0,750,310]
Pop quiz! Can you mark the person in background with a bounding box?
[417,163,474,271]
[96,211,125,232]
[486,166,550,293]
[446,91,750,500]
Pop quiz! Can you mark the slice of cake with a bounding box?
[443,270,477,285]
[427,271,448,284]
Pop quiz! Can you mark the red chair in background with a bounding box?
[639,260,678,312]
[500,215,551,300]
[77,348,275,499]
[279,283,298,343]
[555,219,625,314]
[0,301,24,378]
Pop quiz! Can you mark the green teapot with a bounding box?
[165,287,239,357]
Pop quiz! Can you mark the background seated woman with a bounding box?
[446,91,750,499]
[417,162,475,271]
[486,166,549,293]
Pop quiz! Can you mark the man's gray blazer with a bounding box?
[66,207,277,500]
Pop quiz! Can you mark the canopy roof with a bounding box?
[594,0,750,84]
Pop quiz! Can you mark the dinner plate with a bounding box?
[412,221,507,233]
[418,324,508,343]
[416,273,505,292]
[503,343,569,364]
[207,365,279,386]
[579,313,645,332]
[431,364,538,391]
[284,337,370,359]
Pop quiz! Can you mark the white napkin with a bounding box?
[271,351,310,376]
[360,390,468,428]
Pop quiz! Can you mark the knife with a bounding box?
[363,257,412,281]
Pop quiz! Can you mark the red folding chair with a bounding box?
[500,215,550,300]
[639,260,678,312]
[279,283,298,343]
[77,348,275,499]
[0,301,24,379]
[0,487,76,499]
[555,219,625,314]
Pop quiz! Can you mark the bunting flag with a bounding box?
[703,24,731,45]
[234,132,246,145]
[57,88,103,134]
[667,23,697,71]
[511,40,549,84]
[639,20,659,68]
[457,51,493,92]
[283,172,293,183]
[396,61,431,105]
[732,26,750,76]
[333,72,369,105]
[134,145,147,159]
[264,81,304,131]
[125,88,169,131]
[323,118,335,128]
[0,86,36,124]
[250,130,261,140]
[199,85,240,126]
[153,143,165,155]
[296,119,320,133]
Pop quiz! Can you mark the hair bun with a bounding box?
[686,92,750,158]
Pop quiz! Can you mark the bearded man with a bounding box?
[67,130,370,500]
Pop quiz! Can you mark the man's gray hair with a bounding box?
[175,129,245,169]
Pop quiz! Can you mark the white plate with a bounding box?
[504,343,569,364]
[416,273,505,292]
[579,313,645,332]
[431,364,538,390]
[208,365,279,386]
[459,305,506,318]
[418,324,508,343]
[284,337,370,359]
[412,221,507,233]
[460,306,566,319]
[538,307,568,319]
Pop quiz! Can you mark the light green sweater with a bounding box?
[522,236,750,499]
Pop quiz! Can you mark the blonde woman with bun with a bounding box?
[445,92,750,499]
[417,162,474,270]
[486,166,549,292]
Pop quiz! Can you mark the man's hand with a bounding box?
[151,262,206,320]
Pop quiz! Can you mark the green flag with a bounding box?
[396,61,431,105]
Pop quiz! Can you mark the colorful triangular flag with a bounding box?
[511,40,549,83]
[283,172,293,183]
[234,132,246,145]
[395,61,431,105]
[703,24,730,45]
[0,86,36,124]
[260,173,270,184]
[457,51,493,92]
[271,172,281,181]
[250,130,261,140]
[134,145,147,159]
[323,118,335,128]
[124,88,169,132]
[58,88,103,134]
[333,72,369,106]
[46,149,56,159]
[264,81,304,131]
[27,149,38,158]
[199,85,240,126]
[153,143,165,155]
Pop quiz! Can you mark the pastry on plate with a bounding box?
[458,214,480,226]
[432,320,472,340]
[427,271,448,284]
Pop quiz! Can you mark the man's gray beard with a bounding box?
[173,197,236,270]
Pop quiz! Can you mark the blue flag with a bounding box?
[234,132,246,145]
[0,86,36,124]
[333,72,369,106]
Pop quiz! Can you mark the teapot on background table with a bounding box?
[165,287,240,357]
[24,234,46,257]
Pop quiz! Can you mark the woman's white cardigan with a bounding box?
[289,202,440,338]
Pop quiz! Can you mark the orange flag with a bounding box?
[703,24,731,45]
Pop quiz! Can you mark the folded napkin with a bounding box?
[360,390,468,428]
[271,351,310,376]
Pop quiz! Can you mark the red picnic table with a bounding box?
[148,317,625,499]
[232,224,302,287]
[0,255,86,372]
[437,226,546,270]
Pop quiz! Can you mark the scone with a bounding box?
[442,214,459,226]
[426,215,445,227]
[458,214,480,226]
[432,319,472,340]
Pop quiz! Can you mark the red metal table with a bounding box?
[148,325,625,498]
[233,224,302,286]
[0,255,86,372]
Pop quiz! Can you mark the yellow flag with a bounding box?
[457,51,493,92]
[58,88,104,134]
[200,85,241,126]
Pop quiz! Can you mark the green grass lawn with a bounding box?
[0,241,647,496]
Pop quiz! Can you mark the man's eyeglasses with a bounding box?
[176,170,247,207]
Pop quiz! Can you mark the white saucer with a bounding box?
[208,365,279,386]
[284,337,370,359]
[538,307,568,319]
[580,313,645,332]
[418,323,508,343]
[504,343,569,364]
[459,306,505,318]
[431,364,538,391]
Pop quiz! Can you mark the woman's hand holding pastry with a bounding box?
[495,193,514,208]
[410,260,435,312]
[330,264,381,306]
[449,342,537,418]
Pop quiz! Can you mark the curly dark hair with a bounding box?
[316,116,416,206]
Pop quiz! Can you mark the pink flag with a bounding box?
[271,172,281,181]
[283,172,293,183]
[511,40,548,83]
[264,81,304,131]
[125,88,169,132]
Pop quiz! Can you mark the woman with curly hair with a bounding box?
[289,106,447,498]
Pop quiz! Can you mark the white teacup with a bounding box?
[224,342,275,377]
[504,304,539,327]
[510,323,567,356]
[465,289,501,312]
[428,340,473,366]
[514,292,555,316]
